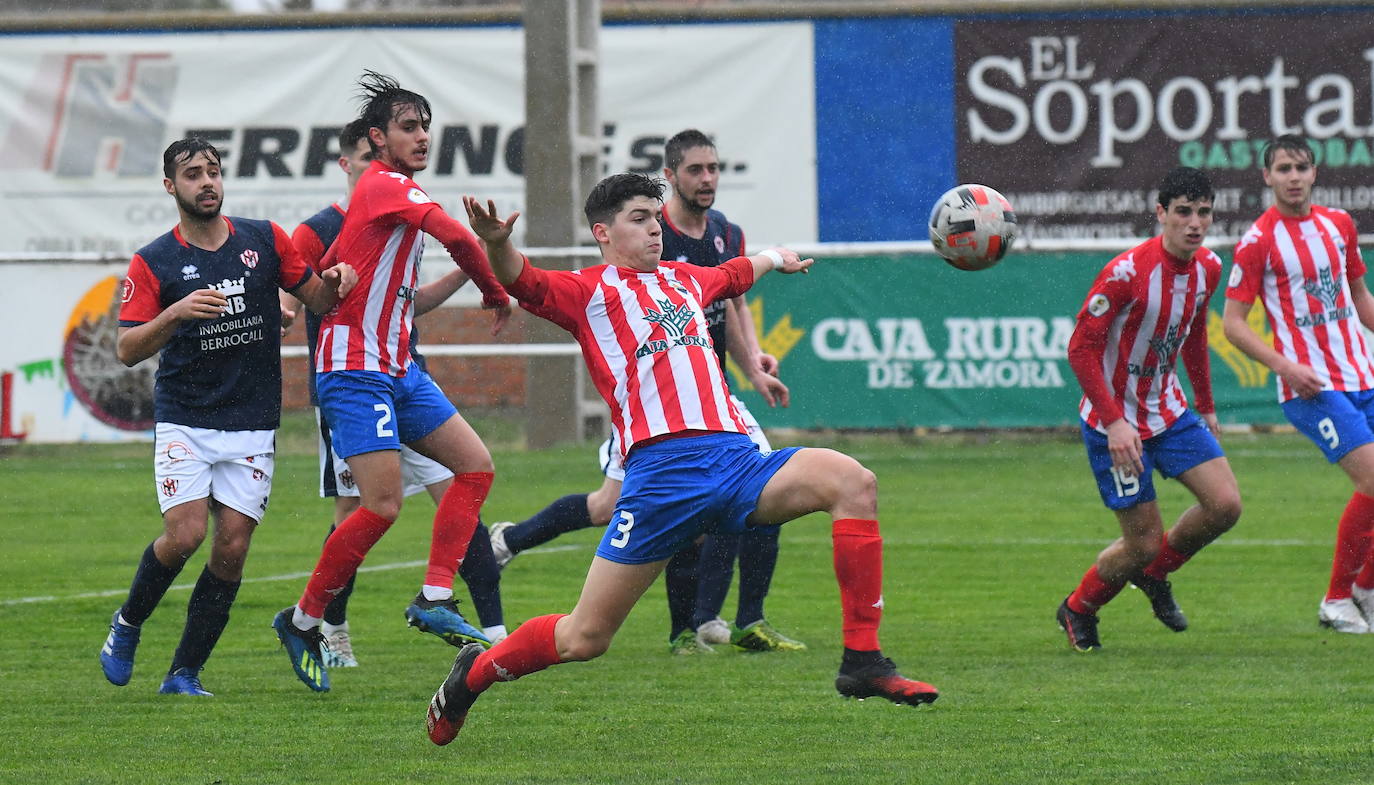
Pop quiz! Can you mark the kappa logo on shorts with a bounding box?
[162,477,178,497]
[252,468,266,482]
[240,249,259,269]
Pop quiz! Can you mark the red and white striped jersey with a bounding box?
[315,160,442,376]
[1227,205,1372,401]
[509,256,756,460]
[1068,236,1222,438]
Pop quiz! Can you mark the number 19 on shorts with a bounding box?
[1111,467,1140,498]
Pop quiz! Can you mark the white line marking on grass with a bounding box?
[2,544,586,607]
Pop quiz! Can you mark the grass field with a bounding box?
[3,416,1373,784]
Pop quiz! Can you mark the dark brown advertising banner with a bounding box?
[955,11,1374,240]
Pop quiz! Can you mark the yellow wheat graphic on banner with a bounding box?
[726,298,805,392]
[1208,306,1272,388]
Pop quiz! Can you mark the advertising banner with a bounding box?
[0,23,816,259]
[1,262,156,443]
[730,250,1292,430]
[955,11,1374,241]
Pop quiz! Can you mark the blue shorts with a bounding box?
[316,368,457,460]
[1282,389,1374,463]
[1081,409,1223,511]
[596,432,801,565]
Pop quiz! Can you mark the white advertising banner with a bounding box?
[0,23,816,257]
[0,22,816,443]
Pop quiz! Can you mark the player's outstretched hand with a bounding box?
[464,197,520,244]
[768,248,814,275]
[171,288,230,321]
[322,263,358,301]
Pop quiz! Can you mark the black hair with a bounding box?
[1261,134,1315,169]
[664,129,715,172]
[339,117,370,154]
[162,137,222,180]
[355,70,431,151]
[584,173,664,229]
[1156,166,1214,208]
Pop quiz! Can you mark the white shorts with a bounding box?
[154,423,275,522]
[315,408,453,498]
[598,395,771,482]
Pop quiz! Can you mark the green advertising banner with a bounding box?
[728,249,1325,430]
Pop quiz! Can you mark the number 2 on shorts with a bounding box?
[373,403,395,438]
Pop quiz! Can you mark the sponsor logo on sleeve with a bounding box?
[1087,293,1110,316]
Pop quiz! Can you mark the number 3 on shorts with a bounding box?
[373,403,395,438]
[609,510,635,548]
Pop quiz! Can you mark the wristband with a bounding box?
[760,249,785,270]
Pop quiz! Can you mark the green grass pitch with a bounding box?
[1,416,1371,784]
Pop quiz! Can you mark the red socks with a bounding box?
[1067,566,1124,615]
[426,472,494,589]
[832,518,883,651]
[466,613,566,693]
[300,506,392,617]
[1329,492,1374,600]
[1143,534,1193,580]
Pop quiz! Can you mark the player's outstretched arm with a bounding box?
[116,288,229,366]
[463,197,525,287]
[749,248,813,282]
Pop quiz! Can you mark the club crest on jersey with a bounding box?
[1304,267,1341,309]
[181,265,200,280]
[1107,258,1135,283]
[239,249,259,269]
[714,235,725,254]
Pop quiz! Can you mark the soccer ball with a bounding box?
[928,184,1019,271]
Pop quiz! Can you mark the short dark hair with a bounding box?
[339,118,370,154]
[1157,166,1214,208]
[664,129,715,172]
[162,137,222,180]
[1262,134,1315,169]
[355,70,431,151]
[584,173,664,229]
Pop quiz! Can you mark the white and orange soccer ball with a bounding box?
[927,184,1019,271]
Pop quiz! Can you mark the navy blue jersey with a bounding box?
[119,217,313,430]
[295,203,427,406]
[659,208,745,367]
